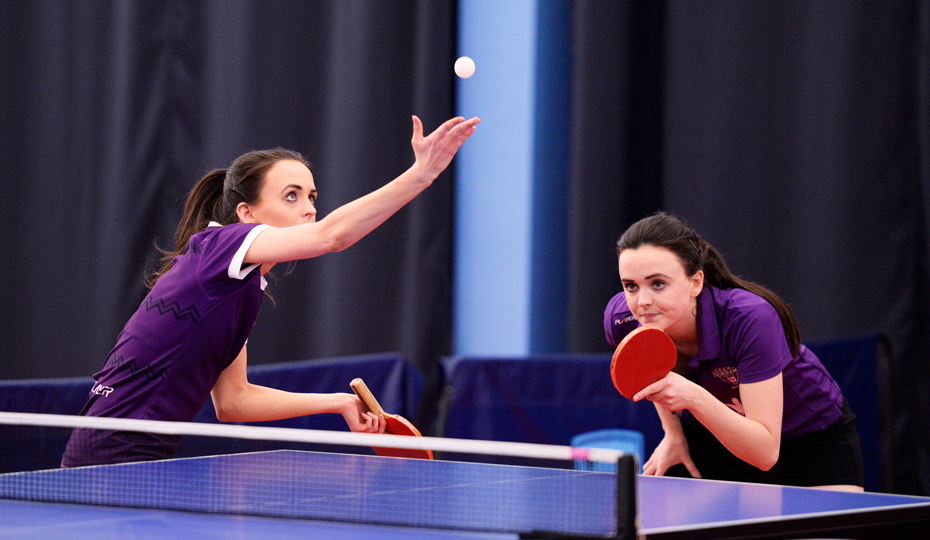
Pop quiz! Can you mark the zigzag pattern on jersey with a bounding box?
[143,295,201,324]
[105,355,167,382]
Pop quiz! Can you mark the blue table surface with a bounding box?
[0,498,512,540]
[1,450,928,539]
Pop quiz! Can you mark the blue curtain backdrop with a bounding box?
[2,0,928,495]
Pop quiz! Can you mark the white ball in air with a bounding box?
[455,56,475,79]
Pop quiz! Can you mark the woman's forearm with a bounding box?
[213,383,352,423]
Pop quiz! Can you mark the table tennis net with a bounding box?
[0,412,637,539]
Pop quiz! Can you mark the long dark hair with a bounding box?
[147,148,311,288]
[616,212,801,356]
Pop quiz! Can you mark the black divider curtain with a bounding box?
[0,0,456,427]
[569,1,930,495]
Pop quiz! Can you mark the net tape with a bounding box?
[0,411,624,463]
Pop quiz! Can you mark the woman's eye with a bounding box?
[309,196,317,205]
[652,281,666,290]
[624,283,638,293]
[285,192,297,202]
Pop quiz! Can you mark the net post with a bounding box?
[615,453,637,540]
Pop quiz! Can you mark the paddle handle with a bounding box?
[350,378,389,417]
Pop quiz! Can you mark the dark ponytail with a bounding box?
[147,148,311,289]
[616,212,802,356]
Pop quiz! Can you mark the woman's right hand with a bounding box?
[409,115,480,181]
[341,393,387,434]
[642,431,702,478]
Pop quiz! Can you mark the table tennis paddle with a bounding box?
[611,326,677,400]
[350,378,433,460]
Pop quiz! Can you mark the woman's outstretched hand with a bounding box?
[410,115,480,181]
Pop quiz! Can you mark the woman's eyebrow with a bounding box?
[280,183,311,194]
[621,273,671,282]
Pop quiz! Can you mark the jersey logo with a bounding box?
[614,315,636,325]
[712,366,740,385]
[91,383,114,397]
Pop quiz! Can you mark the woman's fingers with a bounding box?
[362,412,387,434]
[433,115,466,135]
[411,115,424,143]
[682,457,702,479]
[642,457,657,475]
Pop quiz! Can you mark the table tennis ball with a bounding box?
[455,56,475,79]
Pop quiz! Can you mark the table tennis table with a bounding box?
[1,449,928,539]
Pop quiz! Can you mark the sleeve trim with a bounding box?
[228,224,272,283]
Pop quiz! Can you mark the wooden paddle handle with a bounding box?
[350,378,387,416]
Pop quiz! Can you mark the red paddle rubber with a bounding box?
[611,326,677,400]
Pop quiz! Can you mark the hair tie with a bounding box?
[223,171,243,199]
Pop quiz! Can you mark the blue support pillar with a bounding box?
[454,0,571,356]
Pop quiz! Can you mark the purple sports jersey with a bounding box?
[61,222,270,467]
[604,286,843,439]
